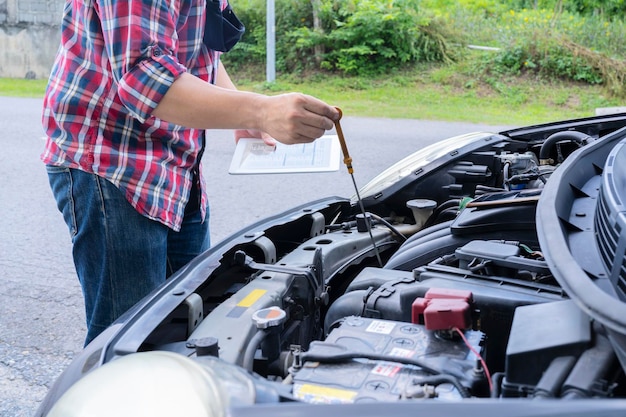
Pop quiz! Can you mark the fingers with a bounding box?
[234,129,277,147]
[302,95,341,127]
[262,93,340,145]
[233,129,248,143]
[260,131,277,146]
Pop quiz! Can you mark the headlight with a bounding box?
[47,351,247,417]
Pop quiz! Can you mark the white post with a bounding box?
[266,0,276,83]
[7,0,18,24]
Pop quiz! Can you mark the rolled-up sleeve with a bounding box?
[118,46,188,122]
[96,0,192,122]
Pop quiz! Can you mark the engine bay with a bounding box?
[40,114,626,415]
[120,116,626,405]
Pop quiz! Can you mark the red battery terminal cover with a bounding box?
[411,288,473,331]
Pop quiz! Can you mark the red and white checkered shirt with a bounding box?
[42,0,223,231]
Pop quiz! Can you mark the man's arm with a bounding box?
[214,60,237,90]
[214,61,277,144]
[152,68,338,144]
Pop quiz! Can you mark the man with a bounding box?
[42,0,339,345]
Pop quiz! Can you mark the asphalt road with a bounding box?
[0,96,515,416]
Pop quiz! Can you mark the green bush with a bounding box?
[220,0,267,67]
[223,0,626,98]
[316,0,455,75]
[427,1,626,97]
[484,33,602,85]
[223,0,456,76]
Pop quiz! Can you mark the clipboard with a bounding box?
[228,135,341,174]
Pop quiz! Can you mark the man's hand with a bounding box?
[258,93,339,145]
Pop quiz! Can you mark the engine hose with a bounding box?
[368,213,407,242]
[560,333,615,399]
[300,350,439,374]
[539,130,591,164]
[384,221,462,271]
[403,219,454,245]
[475,185,507,195]
[490,372,505,398]
[503,162,511,190]
[437,207,462,221]
[423,200,461,228]
[532,356,577,399]
[243,329,268,371]
[410,375,471,398]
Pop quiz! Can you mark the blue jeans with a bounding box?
[46,166,210,345]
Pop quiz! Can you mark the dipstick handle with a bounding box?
[334,107,353,174]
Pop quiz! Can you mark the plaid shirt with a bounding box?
[42,0,223,231]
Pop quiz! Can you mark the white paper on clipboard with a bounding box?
[228,135,341,174]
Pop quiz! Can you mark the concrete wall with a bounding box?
[0,0,62,79]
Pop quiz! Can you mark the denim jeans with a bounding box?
[46,166,210,345]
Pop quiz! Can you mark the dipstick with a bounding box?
[333,108,353,174]
[334,107,383,267]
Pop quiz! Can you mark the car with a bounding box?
[37,113,626,416]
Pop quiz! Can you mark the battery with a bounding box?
[292,316,485,403]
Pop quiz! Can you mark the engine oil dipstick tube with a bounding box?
[334,107,383,267]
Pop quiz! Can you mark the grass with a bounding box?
[2,63,622,126]
[0,78,48,98]
[228,64,622,125]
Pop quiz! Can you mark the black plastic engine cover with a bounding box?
[504,300,591,388]
[451,190,541,236]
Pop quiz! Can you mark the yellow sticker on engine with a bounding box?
[237,289,266,307]
[293,383,358,404]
